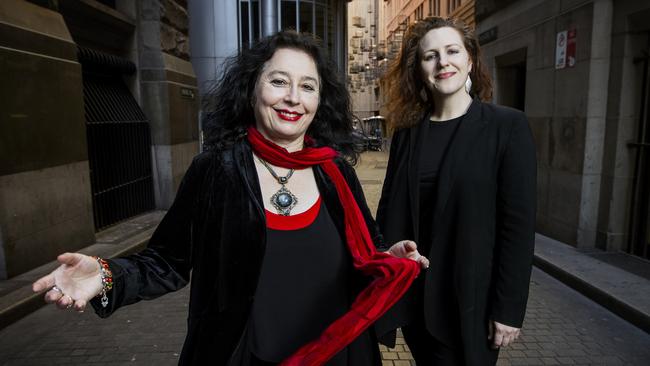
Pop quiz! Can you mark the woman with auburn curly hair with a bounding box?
[376,17,537,365]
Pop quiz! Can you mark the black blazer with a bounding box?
[375,98,537,365]
[92,140,383,365]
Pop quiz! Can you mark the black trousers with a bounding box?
[401,323,464,366]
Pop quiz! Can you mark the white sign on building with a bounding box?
[555,30,568,69]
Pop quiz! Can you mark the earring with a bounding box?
[465,75,473,94]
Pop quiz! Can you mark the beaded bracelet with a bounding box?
[91,256,113,307]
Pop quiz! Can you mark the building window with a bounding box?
[448,0,462,12]
[428,0,442,16]
[239,0,331,45]
[415,4,424,21]
[316,3,326,40]
[299,1,314,34]
[238,0,339,68]
[281,0,297,31]
[239,0,260,48]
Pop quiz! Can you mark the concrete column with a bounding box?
[261,0,278,37]
[577,0,613,248]
[189,0,239,93]
[139,0,200,209]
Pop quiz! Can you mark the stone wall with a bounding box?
[477,0,605,247]
[160,0,190,60]
[477,0,650,252]
[0,0,95,278]
[0,0,200,278]
[595,2,650,251]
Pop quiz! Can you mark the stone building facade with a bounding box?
[0,0,199,278]
[476,0,650,260]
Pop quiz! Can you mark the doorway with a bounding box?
[496,48,527,112]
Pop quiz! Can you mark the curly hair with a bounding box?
[202,30,359,164]
[383,17,493,131]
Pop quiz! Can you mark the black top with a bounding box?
[418,115,463,252]
[250,201,351,364]
[417,115,463,347]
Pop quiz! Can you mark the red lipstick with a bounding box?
[435,72,455,79]
[275,109,302,122]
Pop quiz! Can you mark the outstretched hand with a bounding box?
[32,253,102,312]
[387,240,430,269]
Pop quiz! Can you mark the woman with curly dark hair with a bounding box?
[32,31,428,365]
[376,17,537,365]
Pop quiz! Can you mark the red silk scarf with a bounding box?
[247,127,420,365]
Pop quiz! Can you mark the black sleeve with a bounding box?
[375,129,404,250]
[92,154,211,317]
[490,112,537,328]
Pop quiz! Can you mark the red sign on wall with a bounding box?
[566,28,577,68]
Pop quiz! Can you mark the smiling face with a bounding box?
[253,48,320,150]
[419,26,472,100]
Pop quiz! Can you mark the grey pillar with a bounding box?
[577,0,613,248]
[189,0,239,93]
[261,0,278,37]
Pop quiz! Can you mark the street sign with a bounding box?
[556,28,576,69]
[567,28,577,68]
[555,30,568,69]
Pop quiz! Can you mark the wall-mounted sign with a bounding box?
[555,30,567,69]
[566,28,577,68]
[180,87,195,100]
[556,28,577,69]
[478,26,498,45]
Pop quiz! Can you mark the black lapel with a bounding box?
[432,98,486,230]
[215,141,265,312]
[407,116,430,241]
[234,141,265,220]
[314,164,346,236]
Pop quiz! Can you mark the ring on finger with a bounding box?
[51,285,63,293]
[64,294,75,309]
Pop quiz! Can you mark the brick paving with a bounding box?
[0,151,649,365]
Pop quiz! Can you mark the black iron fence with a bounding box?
[79,47,155,230]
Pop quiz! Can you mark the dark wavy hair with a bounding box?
[202,30,359,164]
[383,17,493,131]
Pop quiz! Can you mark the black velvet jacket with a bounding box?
[93,140,383,365]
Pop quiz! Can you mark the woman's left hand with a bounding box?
[386,240,429,269]
[488,319,521,349]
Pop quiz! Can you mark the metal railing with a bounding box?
[79,47,155,230]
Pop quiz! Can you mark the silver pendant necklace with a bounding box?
[257,157,298,216]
